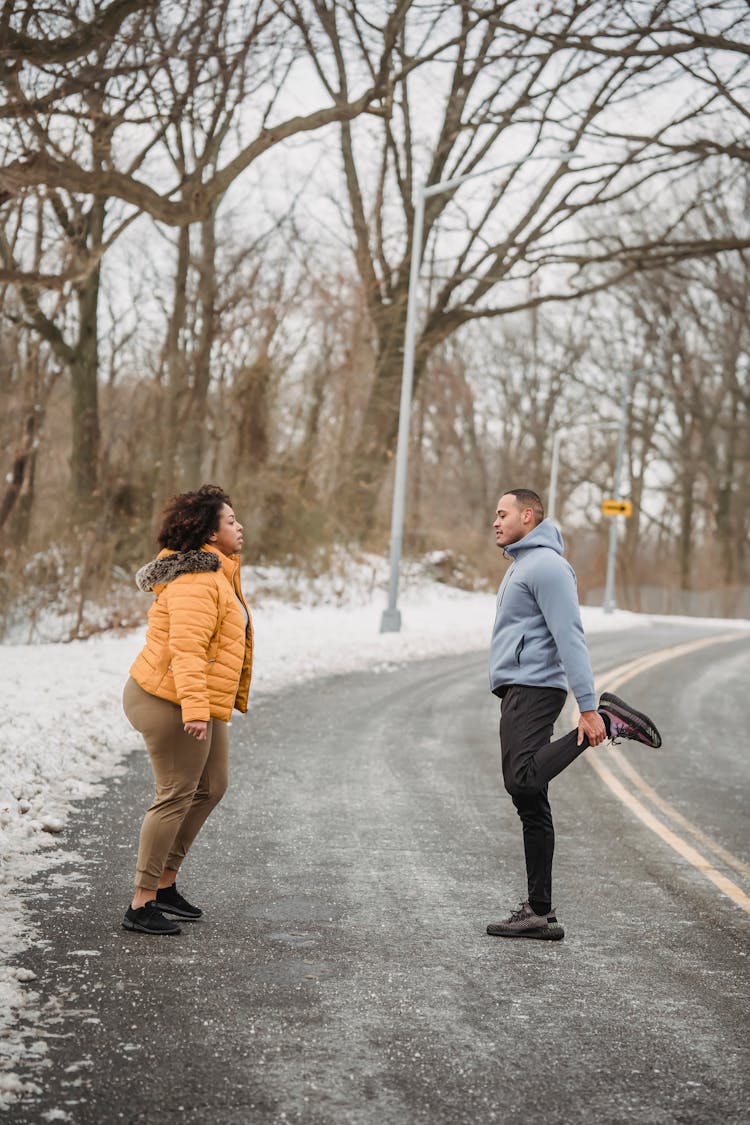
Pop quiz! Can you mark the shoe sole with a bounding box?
[486,924,565,941]
[121,919,181,936]
[599,692,662,748]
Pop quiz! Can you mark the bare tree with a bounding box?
[283,0,750,531]
[0,0,409,516]
[509,2,750,173]
[0,0,401,287]
[0,316,61,537]
[568,183,750,603]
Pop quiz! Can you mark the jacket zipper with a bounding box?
[496,561,516,609]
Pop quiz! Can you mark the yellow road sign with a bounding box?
[602,499,633,517]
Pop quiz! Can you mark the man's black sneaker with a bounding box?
[598,692,662,748]
[155,883,202,920]
[487,901,565,941]
[122,901,181,936]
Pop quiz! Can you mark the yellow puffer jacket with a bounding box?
[129,546,253,723]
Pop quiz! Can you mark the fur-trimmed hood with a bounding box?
[135,548,220,593]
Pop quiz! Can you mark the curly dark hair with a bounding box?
[157,484,232,551]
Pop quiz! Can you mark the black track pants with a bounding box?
[499,684,590,908]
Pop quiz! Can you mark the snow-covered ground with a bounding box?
[1,557,747,1107]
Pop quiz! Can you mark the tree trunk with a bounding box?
[295,356,328,492]
[338,304,415,534]
[678,471,694,591]
[713,344,740,585]
[0,406,40,535]
[159,224,190,505]
[233,357,272,470]
[69,199,104,517]
[182,207,218,486]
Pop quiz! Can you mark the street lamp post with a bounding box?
[378,187,428,633]
[602,368,638,614]
[380,150,578,632]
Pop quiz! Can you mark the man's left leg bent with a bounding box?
[501,684,588,794]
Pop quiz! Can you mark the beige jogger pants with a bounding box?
[122,677,229,891]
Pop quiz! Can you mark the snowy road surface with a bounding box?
[5,621,749,1124]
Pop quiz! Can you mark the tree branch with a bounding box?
[0,0,158,64]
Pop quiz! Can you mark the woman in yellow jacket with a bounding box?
[122,484,253,935]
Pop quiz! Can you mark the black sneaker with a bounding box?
[487,901,564,941]
[122,901,181,936]
[598,692,662,748]
[155,883,203,920]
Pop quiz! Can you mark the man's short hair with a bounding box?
[503,488,544,524]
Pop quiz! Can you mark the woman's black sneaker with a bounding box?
[122,901,181,935]
[155,883,202,920]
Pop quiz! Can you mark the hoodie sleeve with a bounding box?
[528,554,597,712]
[166,575,219,723]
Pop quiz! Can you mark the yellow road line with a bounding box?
[587,631,750,914]
[585,752,750,911]
[610,750,750,883]
[601,631,750,691]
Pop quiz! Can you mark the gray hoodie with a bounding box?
[488,519,596,712]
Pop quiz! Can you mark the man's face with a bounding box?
[493,494,534,548]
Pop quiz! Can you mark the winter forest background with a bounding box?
[1,0,749,640]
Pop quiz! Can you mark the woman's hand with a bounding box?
[184,720,208,741]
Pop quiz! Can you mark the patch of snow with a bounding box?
[0,1073,38,1095]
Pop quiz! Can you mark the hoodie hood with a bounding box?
[504,518,564,560]
[135,548,220,593]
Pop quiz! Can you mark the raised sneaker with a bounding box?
[487,901,564,941]
[598,692,662,748]
[155,883,203,920]
[122,900,181,936]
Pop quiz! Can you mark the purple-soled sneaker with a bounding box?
[598,692,662,748]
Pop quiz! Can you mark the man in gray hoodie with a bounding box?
[487,488,662,941]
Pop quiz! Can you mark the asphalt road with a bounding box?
[9,621,750,1124]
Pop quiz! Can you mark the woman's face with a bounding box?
[210,503,244,555]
